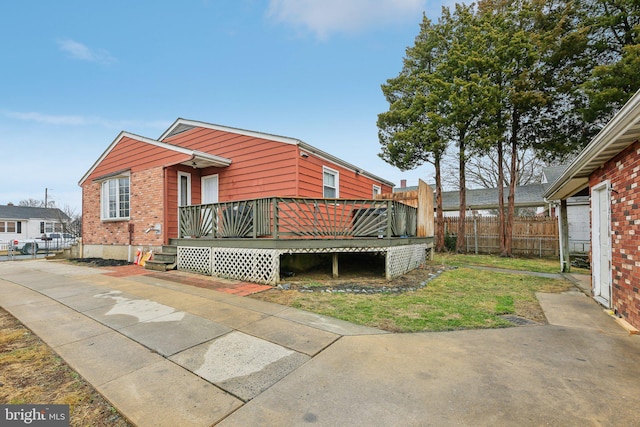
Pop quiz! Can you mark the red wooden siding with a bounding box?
[298,153,392,199]
[86,136,190,182]
[163,126,393,200]
[164,127,299,200]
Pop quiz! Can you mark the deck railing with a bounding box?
[178,197,418,239]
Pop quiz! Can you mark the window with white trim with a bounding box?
[372,185,381,198]
[101,175,130,220]
[323,167,339,198]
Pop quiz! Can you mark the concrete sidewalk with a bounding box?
[1,260,640,426]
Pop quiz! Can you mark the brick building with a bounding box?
[544,89,640,330]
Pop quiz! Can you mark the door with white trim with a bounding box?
[178,172,192,207]
[591,182,611,307]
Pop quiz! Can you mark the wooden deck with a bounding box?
[174,197,433,284]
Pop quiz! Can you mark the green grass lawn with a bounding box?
[435,253,590,274]
[253,257,575,332]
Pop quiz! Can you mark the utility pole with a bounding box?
[45,188,48,208]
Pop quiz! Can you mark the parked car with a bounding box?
[11,233,78,255]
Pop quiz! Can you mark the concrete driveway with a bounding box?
[1,260,639,426]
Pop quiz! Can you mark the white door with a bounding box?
[591,182,611,307]
[178,172,192,207]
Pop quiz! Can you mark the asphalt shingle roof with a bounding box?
[0,205,69,221]
[395,183,551,211]
[542,166,569,185]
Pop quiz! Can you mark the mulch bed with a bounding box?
[70,258,133,267]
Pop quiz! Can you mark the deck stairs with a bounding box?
[144,245,177,271]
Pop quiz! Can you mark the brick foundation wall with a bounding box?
[82,167,165,250]
[590,139,640,329]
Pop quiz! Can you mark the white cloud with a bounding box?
[57,38,116,64]
[1,110,169,130]
[4,111,88,126]
[267,0,427,39]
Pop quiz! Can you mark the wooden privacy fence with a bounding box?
[443,216,559,257]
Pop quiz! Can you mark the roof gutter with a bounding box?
[298,141,395,188]
[543,88,640,201]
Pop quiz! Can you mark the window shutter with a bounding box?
[17,221,21,234]
[40,221,45,234]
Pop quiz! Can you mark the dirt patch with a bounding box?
[277,263,454,293]
[0,309,131,426]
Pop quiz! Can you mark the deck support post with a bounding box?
[559,199,571,272]
[332,253,339,278]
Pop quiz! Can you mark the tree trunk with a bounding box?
[456,135,466,253]
[498,140,507,256]
[434,156,445,252]
[505,113,519,257]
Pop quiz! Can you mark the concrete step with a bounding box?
[144,245,177,271]
[153,253,177,263]
[162,245,178,255]
[144,260,177,271]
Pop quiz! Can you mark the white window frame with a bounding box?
[372,185,382,198]
[201,174,219,204]
[100,174,130,221]
[178,171,192,207]
[323,166,339,198]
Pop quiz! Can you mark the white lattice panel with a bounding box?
[178,247,212,275]
[385,244,428,279]
[211,248,281,285]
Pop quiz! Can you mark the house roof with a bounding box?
[442,184,549,211]
[396,183,550,211]
[0,205,69,221]
[160,118,396,187]
[542,165,568,184]
[544,88,640,200]
[78,131,233,185]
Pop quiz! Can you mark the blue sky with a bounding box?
[1,0,450,212]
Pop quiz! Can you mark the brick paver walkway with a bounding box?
[102,265,271,296]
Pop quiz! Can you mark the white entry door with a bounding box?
[178,172,191,207]
[591,182,611,307]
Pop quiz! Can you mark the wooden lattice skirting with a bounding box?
[177,244,432,285]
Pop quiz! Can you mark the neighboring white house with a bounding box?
[0,204,70,245]
[542,166,590,254]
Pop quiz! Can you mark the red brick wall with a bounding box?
[82,167,165,247]
[590,139,640,329]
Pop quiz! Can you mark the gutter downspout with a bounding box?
[557,201,565,272]
[546,198,563,272]
[128,222,134,263]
